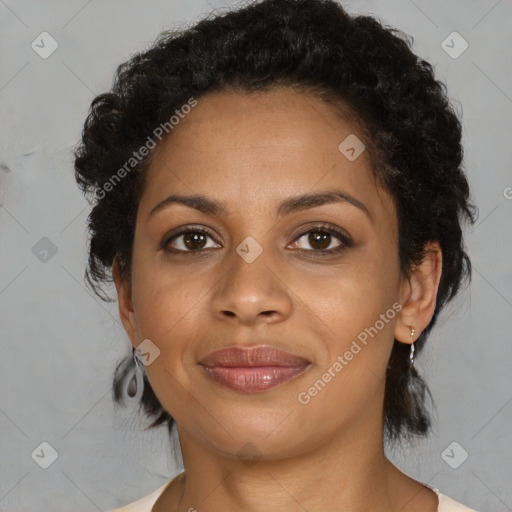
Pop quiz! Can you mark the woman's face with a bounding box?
[116,87,412,460]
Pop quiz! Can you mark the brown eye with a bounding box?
[182,232,208,250]
[164,228,220,253]
[295,230,342,251]
[307,231,334,250]
[289,224,353,255]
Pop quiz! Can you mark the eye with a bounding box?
[162,223,353,255]
[289,224,353,254]
[163,227,220,253]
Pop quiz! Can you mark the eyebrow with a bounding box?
[148,189,373,223]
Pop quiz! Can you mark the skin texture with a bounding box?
[113,87,442,512]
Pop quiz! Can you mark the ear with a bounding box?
[112,257,138,348]
[395,241,443,344]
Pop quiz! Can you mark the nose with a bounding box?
[210,245,293,326]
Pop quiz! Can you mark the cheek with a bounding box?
[133,272,206,343]
[129,270,209,414]
[130,258,225,394]
[290,252,400,396]
[129,230,209,331]
[292,251,398,332]
[293,270,398,430]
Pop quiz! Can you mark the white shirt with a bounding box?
[109,473,479,512]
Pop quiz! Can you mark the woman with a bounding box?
[74,0,479,510]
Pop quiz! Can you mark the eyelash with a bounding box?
[162,223,353,256]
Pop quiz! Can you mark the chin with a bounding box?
[187,406,315,459]
[213,430,311,463]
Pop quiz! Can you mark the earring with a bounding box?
[126,347,145,400]
[409,326,416,368]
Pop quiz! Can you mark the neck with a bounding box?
[165,406,411,512]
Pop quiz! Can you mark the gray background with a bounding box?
[0,0,511,510]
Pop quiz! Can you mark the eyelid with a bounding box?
[292,222,353,245]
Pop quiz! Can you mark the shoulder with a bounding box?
[107,478,480,512]
[108,470,184,512]
[421,481,479,512]
[438,492,480,512]
[108,482,169,512]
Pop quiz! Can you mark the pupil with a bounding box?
[309,231,330,250]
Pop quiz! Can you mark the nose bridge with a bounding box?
[211,236,291,323]
[231,240,269,287]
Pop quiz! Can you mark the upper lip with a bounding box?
[199,346,310,368]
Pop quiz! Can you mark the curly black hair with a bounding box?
[73,0,477,445]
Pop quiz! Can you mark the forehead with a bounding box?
[140,88,393,223]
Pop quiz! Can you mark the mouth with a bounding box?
[198,345,311,392]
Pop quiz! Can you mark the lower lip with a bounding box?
[200,365,309,392]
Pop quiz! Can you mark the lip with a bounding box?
[199,346,310,392]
